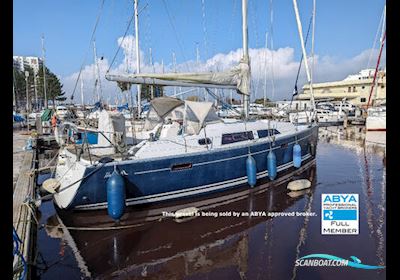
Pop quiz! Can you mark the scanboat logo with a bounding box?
[295,254,385,270]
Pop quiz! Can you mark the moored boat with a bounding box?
[51,0,319,225]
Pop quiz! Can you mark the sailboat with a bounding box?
[51,0,319,223]
[365,5,386,132]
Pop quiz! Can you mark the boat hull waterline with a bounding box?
[53,125,318,215]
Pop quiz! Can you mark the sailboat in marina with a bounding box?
[51,0,319,224]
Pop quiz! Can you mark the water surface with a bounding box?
[34,129,386,280]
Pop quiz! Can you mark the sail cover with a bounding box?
[106,57,251,96]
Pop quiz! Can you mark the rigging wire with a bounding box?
[145,3,153,70]
[107,12,135,73]
[161,0,190,71]
[269,0,275,101]
[250,0,259,48]
[366,5,385,70]
[263,32,268,106]
[250,0,261,99]
[228,0,238,49]
[210,1,220,64]
[70,0,105,101]
[201,0,209,61]
[290,14,313,106]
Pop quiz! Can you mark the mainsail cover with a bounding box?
[106,57,251,96]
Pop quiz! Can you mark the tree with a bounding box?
[254,98,270,105]
[13,65,35,111]
[13,63,65,110]
[36,66,65,107]
[140,85,164,101]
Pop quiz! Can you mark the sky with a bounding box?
[13,0,386,104]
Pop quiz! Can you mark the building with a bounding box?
[296,68,386,106]
[13,56,42,75]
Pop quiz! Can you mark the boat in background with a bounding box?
[366,104,386,131]
[288,103,346,126]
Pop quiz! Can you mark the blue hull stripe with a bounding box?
[75,153,312,210]
[133,133,313,175]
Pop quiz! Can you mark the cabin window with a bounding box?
[381,85,385,88]
[257,129,281,138]
[353,86,356,92]
[362,86,365,89]
[360,98,366,103]
[348,87,351,92]
[198,138,212,145]
[221,131,254,145]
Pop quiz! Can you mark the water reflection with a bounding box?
[318,126,386,158]
[38,127,386,279]
[318,126,386,278]
[45,163,317,279]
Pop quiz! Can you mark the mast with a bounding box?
[13,73,16,109]
[263,32,268,107]
[25,71,29,112]
[93,40,100,102]
[134,0,141,116]
[366,31,386,109]
[242,0,250,119]
[310,0,316,111]
[293,0,315,111]
[367,4,385,109]
[41,35,48,109]
[149,48,154,99]
[33,74,38,111]
[196,42,201,98]
[80,77,84,106]
[172,52,177,96]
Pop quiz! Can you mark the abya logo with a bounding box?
[295,254,385,270]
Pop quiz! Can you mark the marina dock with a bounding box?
[13,131,38,280]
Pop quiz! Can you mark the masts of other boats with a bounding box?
[366,4,386,131]
[51,0,319,224]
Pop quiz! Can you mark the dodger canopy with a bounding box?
[143,97,220,135]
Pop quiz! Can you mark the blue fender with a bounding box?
[106,170,126,220]
[267,150,277,180]
[246,155,257,187]
[293,144,302,168]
